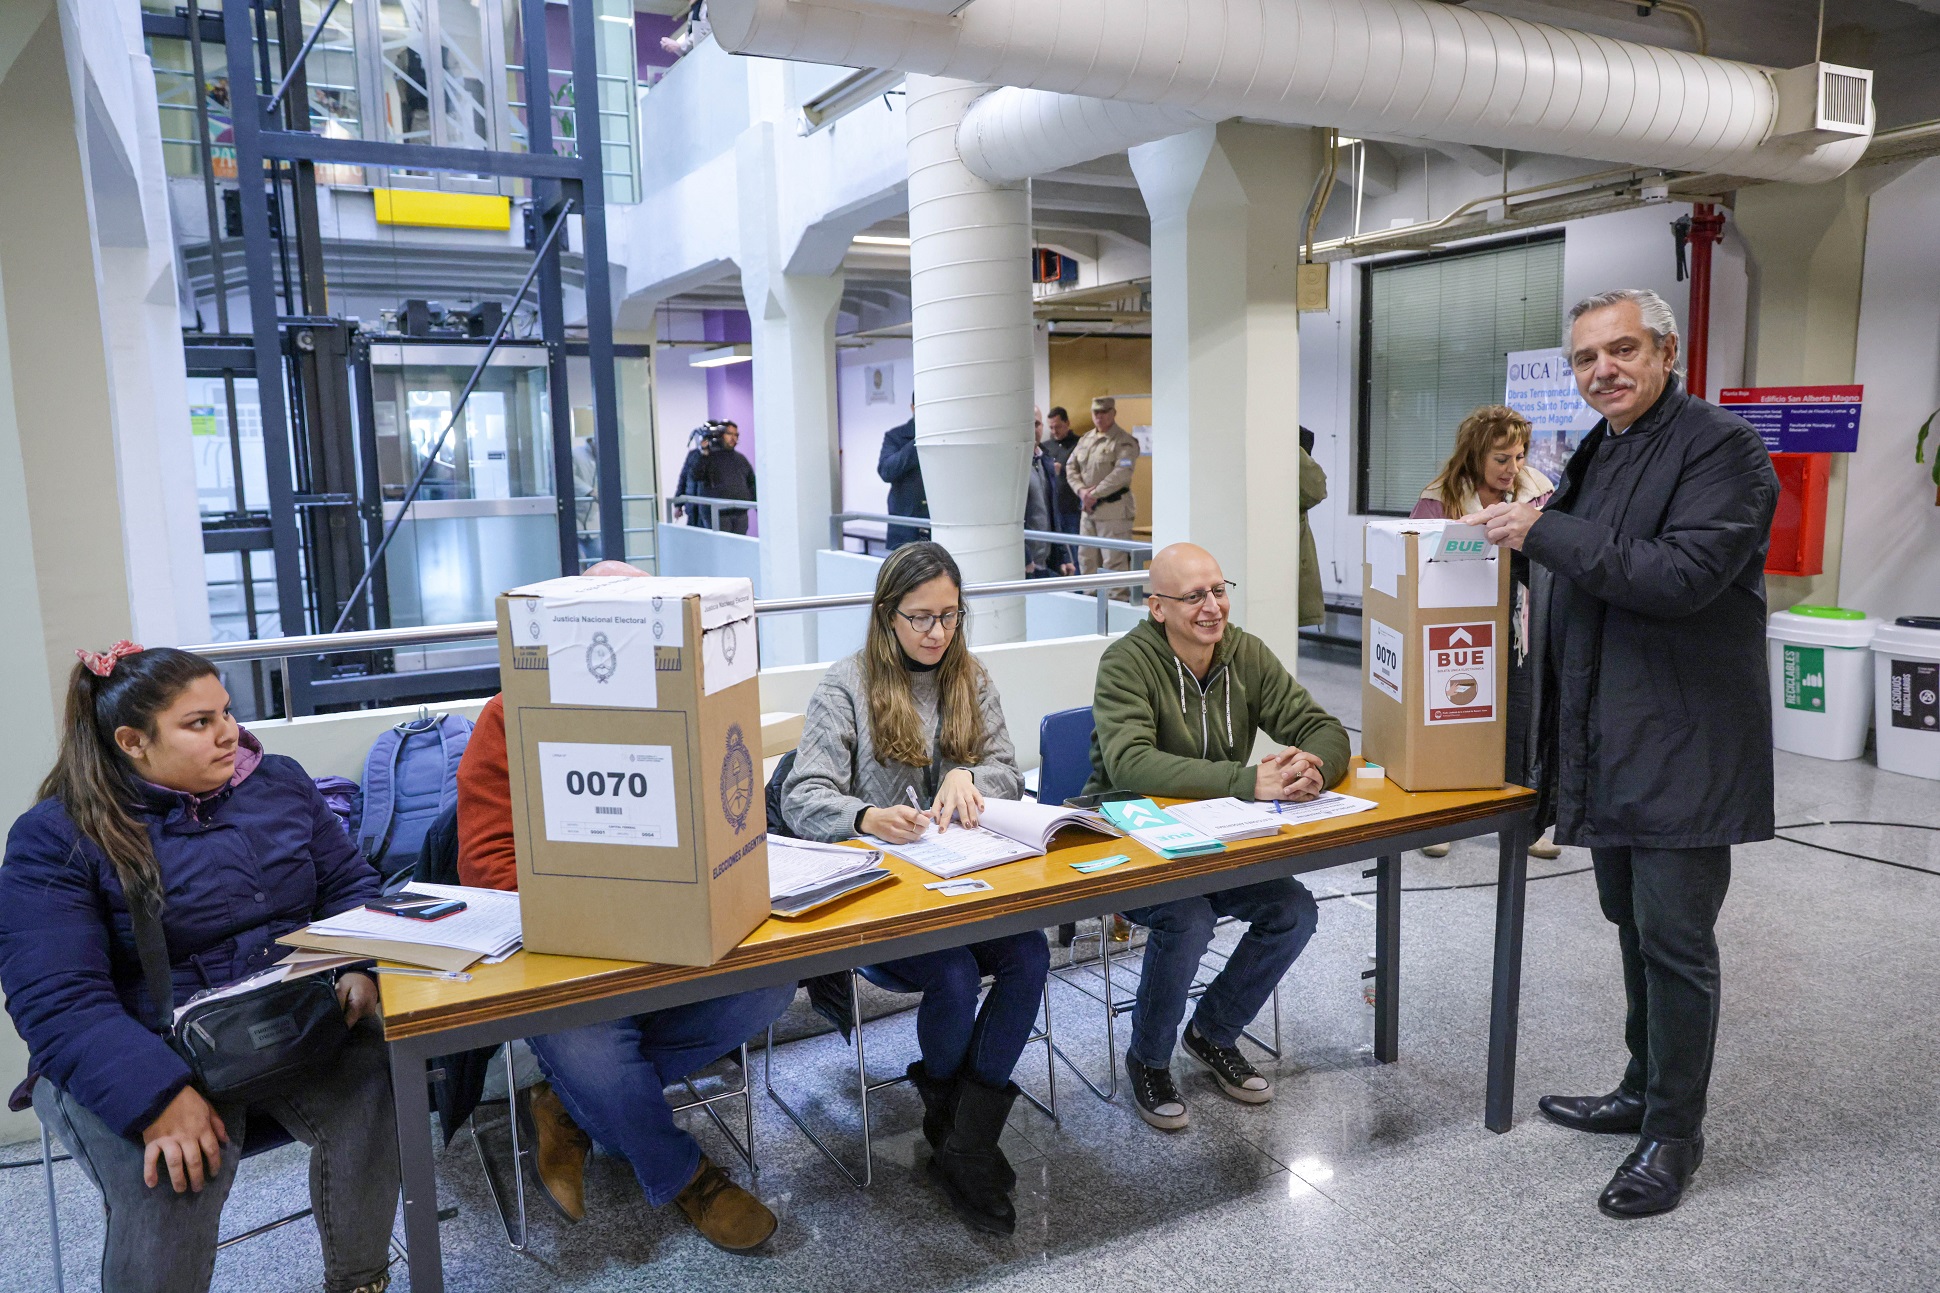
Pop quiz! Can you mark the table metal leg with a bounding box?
[390,1040,445,1292]
[1486,816,1530,1132]
[1373,853,1400,1063]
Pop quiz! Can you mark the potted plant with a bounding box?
[1921,407,1940,505]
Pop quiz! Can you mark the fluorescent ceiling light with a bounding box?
[690,344,753,368]
[852,234,912,247]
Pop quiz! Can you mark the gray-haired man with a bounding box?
[1468,288,1778,1219]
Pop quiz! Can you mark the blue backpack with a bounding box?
[356,712,473,885]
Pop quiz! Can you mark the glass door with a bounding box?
[368,341,561,627]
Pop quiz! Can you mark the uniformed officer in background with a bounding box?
[1065,396,1141,577]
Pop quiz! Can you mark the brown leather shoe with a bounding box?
[674,1155,777,1252]
[518,1081,591,1223]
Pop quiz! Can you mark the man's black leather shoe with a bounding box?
[1538,1088,1646,1134]
[1597,1135,1703,1218]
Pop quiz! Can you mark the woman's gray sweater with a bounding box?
[780,653,1022,843]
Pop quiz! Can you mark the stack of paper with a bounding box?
[768,837,893,917]
[171,951,363,1025]
[1098,799,1226,859]
[279,883,524,973]
[1167,797,1286,842]
[1269,791,1380,826]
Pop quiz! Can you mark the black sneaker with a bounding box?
[1125,1055,1189,1130]
[1182,1022,1273,1104]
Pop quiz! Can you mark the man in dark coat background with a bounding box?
[877,397,928,549]
[1467,287,1779,1221]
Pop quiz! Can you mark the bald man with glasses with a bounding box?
[1084,544,1350,1130]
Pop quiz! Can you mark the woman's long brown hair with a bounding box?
[862,543,986,768]
[1424,404,1533,518]
[38,648,218,911]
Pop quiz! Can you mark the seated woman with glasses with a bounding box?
[781,542,1049,1237]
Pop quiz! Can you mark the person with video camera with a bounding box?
[676,421,756,534]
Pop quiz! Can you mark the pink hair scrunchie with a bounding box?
[77,640,144,677]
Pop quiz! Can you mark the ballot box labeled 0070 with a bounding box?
[1360,519,1511,792]
[496,575,770,967]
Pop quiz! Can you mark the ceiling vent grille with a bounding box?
[1772,62,1874,140]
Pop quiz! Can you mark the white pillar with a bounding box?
[738,110,846,665]
[905,76,1033,644]
[1131,122,1322,666]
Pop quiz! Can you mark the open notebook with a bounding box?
[859,797,1120,880]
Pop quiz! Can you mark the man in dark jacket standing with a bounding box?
[1469,288,1779,1220]
[877,399,928,549]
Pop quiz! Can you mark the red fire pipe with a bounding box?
[1685,203,1726,399]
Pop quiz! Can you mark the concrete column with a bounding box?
[741,268,845,664]
[905,76,1033,645]
[1734,172,1880,610]
[1132,122,1323,667]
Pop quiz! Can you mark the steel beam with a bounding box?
[570,0,625,564]
[255,129,584,180]
[223,0,307,637]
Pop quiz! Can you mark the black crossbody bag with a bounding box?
[129,901,350,1103]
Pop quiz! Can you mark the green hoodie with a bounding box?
[1085,617,1351,800]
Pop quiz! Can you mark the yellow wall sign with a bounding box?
[372,188,512,231]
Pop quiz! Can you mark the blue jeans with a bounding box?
[528,984,794,1206]
[1124,877,1320,1069]
[858,930,1050,1087]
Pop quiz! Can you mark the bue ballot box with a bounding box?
[496,575,770,966]
[1360,519,1510,792]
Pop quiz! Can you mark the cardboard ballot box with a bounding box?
[1361,520,1510,792]
[497,575,769,966]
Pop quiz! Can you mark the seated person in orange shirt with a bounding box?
[457,561,793,1252]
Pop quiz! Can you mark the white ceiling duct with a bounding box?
[711,0,1873,185]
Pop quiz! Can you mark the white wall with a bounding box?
[835,337,912,521]
[1841,158,1940,620]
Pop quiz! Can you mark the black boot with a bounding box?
[1598,1135,1704,1218]
[1538,1087,1646,1134]
[906,1061,957,1153]
[927,1077,1019,1235]
[907,1062,1015,1189]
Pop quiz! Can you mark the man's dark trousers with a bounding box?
[1591,844,1732,1140]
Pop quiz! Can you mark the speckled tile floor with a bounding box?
[5,652,1937,1293]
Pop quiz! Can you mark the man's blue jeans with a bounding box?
[1124,877,1319,1069]
[858,930,1050,1087]
[528,983,794,1206]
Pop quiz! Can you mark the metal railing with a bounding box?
[181,569,1151,716]
[667,494,759,526]
[828,511,1153,558]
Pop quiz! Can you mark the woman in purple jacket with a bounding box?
[0,645,397,1293]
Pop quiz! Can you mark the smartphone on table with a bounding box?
[364,894,468,921]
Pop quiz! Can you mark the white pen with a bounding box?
[369,965,474,983]
[905,785,924,813]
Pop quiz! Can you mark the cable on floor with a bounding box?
[1314,865,1592,902]
[0,1152,69,1170]
[1772,819,1940,879]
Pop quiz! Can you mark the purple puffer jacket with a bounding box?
[0,735,379,1137]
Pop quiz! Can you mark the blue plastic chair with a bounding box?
[1035,706,1096,807]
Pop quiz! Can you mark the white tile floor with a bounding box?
[5,650,1938,1292]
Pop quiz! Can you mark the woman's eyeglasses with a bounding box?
[1150,580,1236,608]
[895,609,963,633]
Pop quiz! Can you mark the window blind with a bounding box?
[1360,238,1564,515]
